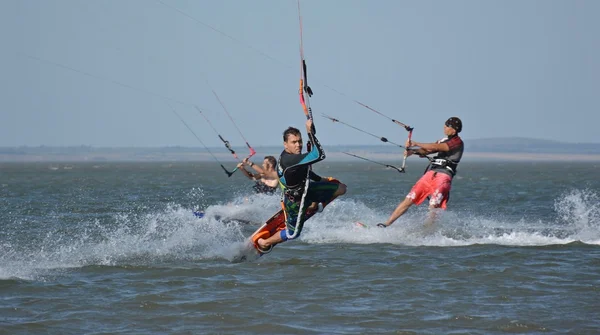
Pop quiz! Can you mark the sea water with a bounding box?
[1,160,599,334]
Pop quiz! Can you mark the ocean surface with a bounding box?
[1,160,599,334]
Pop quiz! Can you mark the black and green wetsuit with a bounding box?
[276,134,339,240]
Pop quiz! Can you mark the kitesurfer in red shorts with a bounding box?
[378,117,464,227]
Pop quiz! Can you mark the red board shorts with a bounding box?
[406,170,453,209]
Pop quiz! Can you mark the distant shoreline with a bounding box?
[2,151,600,162]
[464,152,600,162]
[2,137,599,162]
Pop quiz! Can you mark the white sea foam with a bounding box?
[2,189,598,280]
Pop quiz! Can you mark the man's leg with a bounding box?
[381,196,413,226]
[306,181,347,213]
[379,172,436,227]
[257,232,284,250]
[257,198,301,250]
[424,206,441,227]
[423,178,451,227]
[333,183,347,197]
[307,202,319,212]
[263,180,346,248]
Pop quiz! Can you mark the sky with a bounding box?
[1,0,599,148]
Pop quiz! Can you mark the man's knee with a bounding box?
[336,183,347,196]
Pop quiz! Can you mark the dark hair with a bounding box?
[445,117,462,133]
[264,156,276,168]
[283,126,301,142]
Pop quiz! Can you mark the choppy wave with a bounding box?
[2,189,598,280]
[302,188,600,247]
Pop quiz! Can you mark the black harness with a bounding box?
[429,158,458,176]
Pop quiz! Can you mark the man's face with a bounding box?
[443,124,456,137]
[284,133,303,154]
[262,159,271,171]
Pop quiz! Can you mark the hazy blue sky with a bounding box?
[1,0,598,148]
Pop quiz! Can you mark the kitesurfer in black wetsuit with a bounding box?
[256,119,347,250]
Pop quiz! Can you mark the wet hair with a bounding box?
[264,156,276,168]
[283,126,301,142]
[445,117,462,133]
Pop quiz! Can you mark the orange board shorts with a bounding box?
[406,170,453,209]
